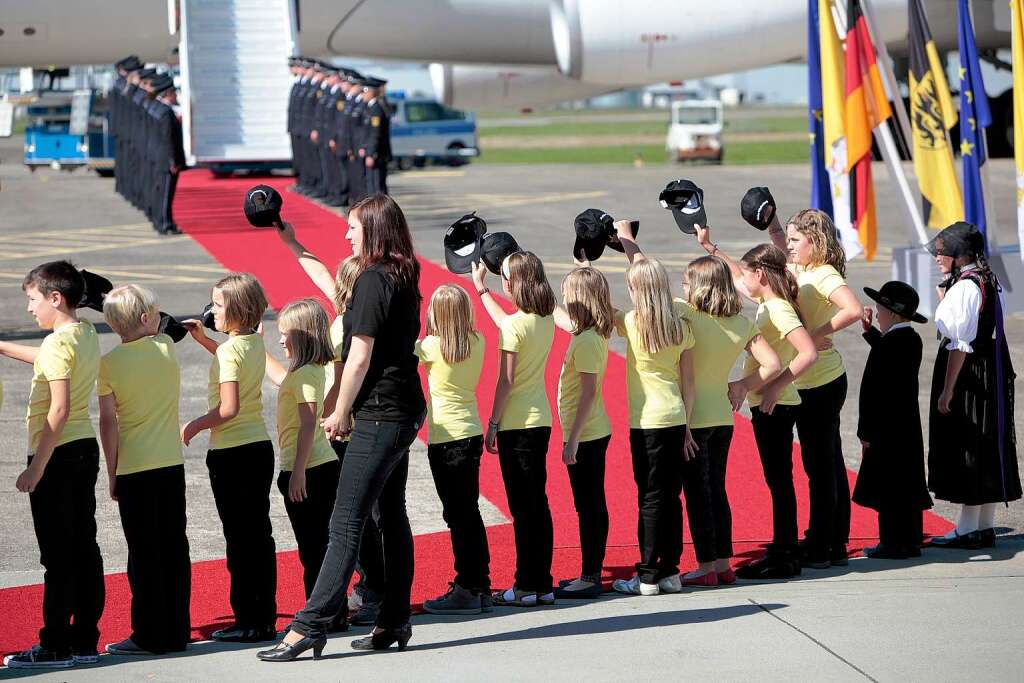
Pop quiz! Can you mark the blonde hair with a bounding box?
[103,284,158,338]
[425,284,478,364]
[562,267,614,338]
[787,209,847,277]
[686,256,743,317]
[333,256,360,315]
[627,259,686,354]
[505,251,555,317]
[214,272,268,331]
[277,298,335,371]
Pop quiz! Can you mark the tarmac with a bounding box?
[0,136,1023,680]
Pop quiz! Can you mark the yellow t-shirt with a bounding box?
[557,328,611,442]
[746,298,803,408]
[498,311,554,430]
[677,300,757,428]
[27,321,99,452]
[207,333,270,450]
[276,363,337,472]
[415,333,484,444]
[97,334,183,475]
[791,263,846,390]
[324,315,345,395]
[615,306,695,430]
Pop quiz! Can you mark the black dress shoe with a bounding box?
[863,543,913,560]
[980,528,997,548]
[256,635,326,662]
[350,624,412,652]
[736,553,801,580]
[830,545,849,567]
[212,625,278,643]
[929,530,983,550]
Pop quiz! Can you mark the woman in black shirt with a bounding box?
[259,194,426,661]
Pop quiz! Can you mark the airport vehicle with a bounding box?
[389,96,478,168]
[665,99,723,163]
[22,90,114,174]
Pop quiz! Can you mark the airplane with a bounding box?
[0,0,1014,135]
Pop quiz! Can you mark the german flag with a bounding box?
[909,0,962,228]
[844,0,891,261]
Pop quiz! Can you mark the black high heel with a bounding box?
[256,634,327,662]
[350,624,412,652]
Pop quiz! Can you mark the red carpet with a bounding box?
[0,172,952,656]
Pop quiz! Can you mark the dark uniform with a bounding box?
[361,83,391,196]
[347,87,367,204]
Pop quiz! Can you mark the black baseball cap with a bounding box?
[158,312,189,342]
[444,212,487,274]
[480,232,521,275]
[78,269,113,313]
[659,179,706,235]
[243,184,283,228]
[573,208,616,261]
[741,187,776,231]
[200,302,217,331]
[863,281,928,324]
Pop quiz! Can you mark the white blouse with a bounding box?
[934,268,983,353]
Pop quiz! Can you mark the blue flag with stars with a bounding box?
[958,0,992,241]
[807,0,833,218]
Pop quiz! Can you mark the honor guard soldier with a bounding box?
[287,57,306,191]
[327,69,359,208]
[152,76,184,234]
[316,66,346,206]
[360,77,391,196]
[346,72,367,204]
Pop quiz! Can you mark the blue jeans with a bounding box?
[291,415,423,634]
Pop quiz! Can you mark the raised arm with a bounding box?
[0,340,40,365]
[767,213,787,252]
[613,219,645,265]
[277,221,339,304]
[471,261,509,328]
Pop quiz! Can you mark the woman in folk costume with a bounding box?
[927,222,1021,549]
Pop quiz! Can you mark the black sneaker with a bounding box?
[4,645,75,669]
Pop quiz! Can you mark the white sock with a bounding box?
[955,504,981,535]
[979,503,997,531]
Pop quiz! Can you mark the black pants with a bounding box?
[331,440,386,598]
[751,405,800,553]
[348,156,365,204]
[427,435,490,593]
[330,149,349,204]
[116,464,191,653]
[206,440,277,629]
[878,507,923,550]
[158,171,178,232]
[277,460,341,599]
[796,374,851,558]
[629,426,685,584]
[365,162,388,196]
[566,435,611,578]
[683,426,735,562]
[292,416,422,635]
[28,438,105,653]
[496,427,554,594]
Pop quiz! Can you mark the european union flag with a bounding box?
[808,0,833,218]
[958,0,992,242]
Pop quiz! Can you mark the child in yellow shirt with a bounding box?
[0,261,103,669]
[97,285,190,656]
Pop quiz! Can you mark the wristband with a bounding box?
[477,287,490,297]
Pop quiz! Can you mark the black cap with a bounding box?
[200,302,217,331]
[362,76,387,88]
[480,232,521,275]
[137,68,157,80]
[444,212,487,274]
[863,281,928,324]
[117,56,142,71]
[243,184,283,228]
[741,187,776,231]
[151,76,175,94]
[158,312,189,343]
[659,179,706,235]
[573,208,615,261]
[347,72,365,85]
[78,269,113,313]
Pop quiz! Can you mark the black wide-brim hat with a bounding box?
[926,221,985,259]
[243,184,284,228]
[863,281,928,324]
[659,179,706,235]
[481,232,521,275]
[444,212,487,274]
[78,269,113,313]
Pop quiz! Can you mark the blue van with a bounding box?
[389,97,478,168]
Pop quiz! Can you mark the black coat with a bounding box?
[852,325,933,512]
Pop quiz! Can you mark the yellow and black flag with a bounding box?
[909,0,962,228]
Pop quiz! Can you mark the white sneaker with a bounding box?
[657,574,682,593]
[612,575,659,596]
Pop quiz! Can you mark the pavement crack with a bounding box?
[748,598,879,682]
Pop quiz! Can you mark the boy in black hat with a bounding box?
[852,280,933,559]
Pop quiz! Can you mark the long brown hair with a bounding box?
[787,209,847,277]
[686,256,743,317]
[349,194,421,301]
[741,243,803,322]
[505,251,555,317]
[425,284,478,364]
[562,267,614,338]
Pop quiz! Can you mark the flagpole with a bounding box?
[860,0,915,157]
